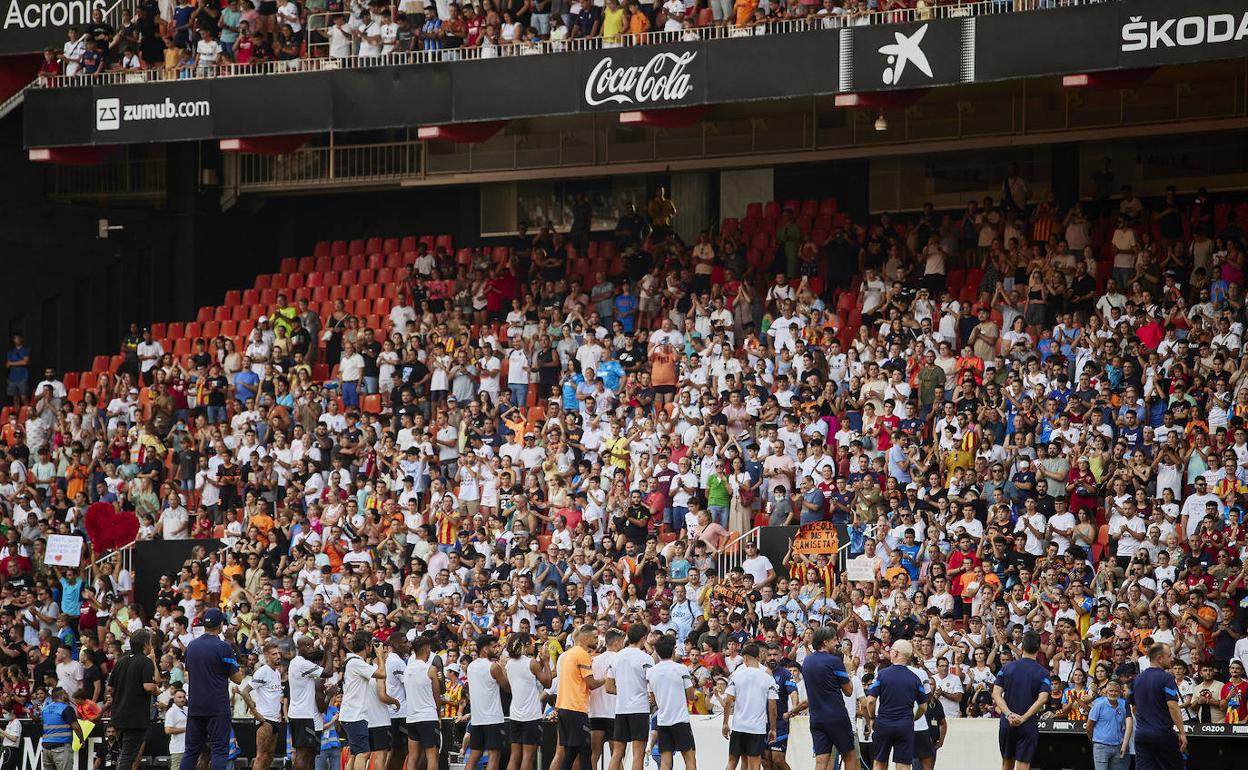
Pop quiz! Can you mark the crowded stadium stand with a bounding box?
[3,0,1248,769]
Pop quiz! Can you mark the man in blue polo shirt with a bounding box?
[181,609,243,770]
[867,640,927,770]
[800,628,858,770]
[1133,643,1186,770]
[992,632,1051,770]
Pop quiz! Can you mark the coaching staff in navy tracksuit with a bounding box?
[1133,643,1187,770]
[992,632,1052,770]
[866,640,928,770]
[181,609,244,770]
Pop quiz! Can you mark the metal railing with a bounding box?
[716,525,761,578]
[85,539,135,589]
[235,140,421,188]
[46,156,167,200]
[37,0,1111,88]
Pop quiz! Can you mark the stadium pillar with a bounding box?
[165,142,202,321]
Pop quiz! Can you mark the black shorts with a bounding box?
[468,723,505,752]
[369,725,393,752]
[656,723,694,753]
[508,719,542,746]
[589,717,613,735]
[557,709,590,748]
[257,0,277,13]
[728,732,766,758]
[655,385,676,395]
[810,719,855,757]
[913,730,935,760]
[406,720,441,749]
[998,721,1038,764]
[390,718,409,747]
[289,718,320,750]
[613,713,648,743]
[872,723,914,767]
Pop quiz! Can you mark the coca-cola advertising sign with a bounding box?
[582,49,701,109]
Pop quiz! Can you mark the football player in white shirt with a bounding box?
[646,636,697,770]
[504,632,553,770]
[590,629,625,770]
[721,643,779,770]
[464,635,510,770]
[404,635,444,770]
[239,643,285,770]
[606,624,652,770]
[385,636,411,770]
[289,635,336,770]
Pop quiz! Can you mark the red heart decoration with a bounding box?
[52,554,62,562]
[84,502,140,553]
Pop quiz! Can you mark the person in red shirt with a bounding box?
[1221,659,1248,723]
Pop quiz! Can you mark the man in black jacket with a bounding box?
[108,628,160,770]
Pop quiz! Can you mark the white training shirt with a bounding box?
[404,656,439,723]
[386,651,408,716]
[588,649,616,719]
[288,655,325,728]
[726,664,779,734]
[340,654,377,723]
[506,656,543,723]
[466,657,504,726]
[646,660,693,727]
[610,646,652,714]
[250,663,284,722]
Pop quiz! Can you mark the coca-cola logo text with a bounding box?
[584,51,697,107]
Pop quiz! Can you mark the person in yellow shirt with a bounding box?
[646,187,676,241]
[602,0,625,44]
[555,626,605,770]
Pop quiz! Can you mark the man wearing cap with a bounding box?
[180,609,243,770]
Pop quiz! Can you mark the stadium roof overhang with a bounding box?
[20,0,1248,149]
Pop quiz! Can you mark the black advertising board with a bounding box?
[843,17,970,93]
[706,30,839,103]
[575,39,704,112]
[22,0,1248,149]
[0,0,106,55]
[973,2,1117,82]
[23,33,841,147]
[975,0,1248,82]
[1117,0,1248,67]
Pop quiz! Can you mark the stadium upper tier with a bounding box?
[35,0,1104,89]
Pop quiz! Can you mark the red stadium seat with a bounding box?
[150,322,167,339]
[382,238,400,255]
[254,274,271,290]
[330,240,347,258]
[400,236,418,253]
[313,241,331,258]
[348,254,366,272]
[224,290,241,307]
[314,255,332,273]
[365,237,383,255]
[281,257,299,274]
[167,322,184,340]
[202,321,220,339]
[435,234,453,253]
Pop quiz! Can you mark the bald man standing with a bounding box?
[866,641,928,770]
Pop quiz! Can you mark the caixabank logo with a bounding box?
[94,95,211,131]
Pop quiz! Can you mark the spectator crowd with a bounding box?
[5,170,1248,770]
